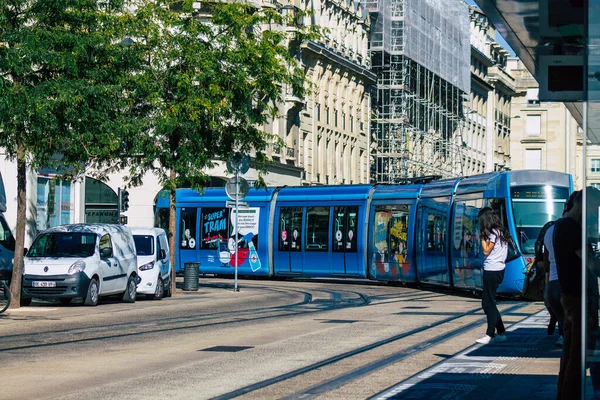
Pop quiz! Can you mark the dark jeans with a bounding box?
[482,269,506,337]
[558,293,582,400]
[546,279,565,337]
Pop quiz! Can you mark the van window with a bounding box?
[99,234,112,250]
[158,234,169,259]
[0,216,15,251]
[133,235,154,256]
[28,232,96,257]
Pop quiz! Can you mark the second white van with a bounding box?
[131,227,172,299]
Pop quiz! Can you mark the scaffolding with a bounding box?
[367,0,471,183]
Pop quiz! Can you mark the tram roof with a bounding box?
[418,178,460,198]
[276,184,374,202]
[371,184,422,200]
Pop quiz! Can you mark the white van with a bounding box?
[0,172,15,281]
[22,224,139,306]
[131,227,171,299]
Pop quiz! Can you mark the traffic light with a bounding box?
[121,189,129,212]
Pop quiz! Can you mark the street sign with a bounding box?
[226,201,248,208]
[226,152,250,174]
[225,176,249,201]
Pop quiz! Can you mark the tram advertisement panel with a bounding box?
[201,207,262,272]
[229,207,261,271]
[371,205,411,280]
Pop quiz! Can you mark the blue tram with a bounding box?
[154,169,572,294]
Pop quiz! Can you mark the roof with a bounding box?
[42,224,131,236]
[129,227,166,236]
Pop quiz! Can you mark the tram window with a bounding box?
[179,208,197,249]
[332,206,359,253]
[509,186,568,254]
[373,205,410,262]
[200,207,229,250]
[426,212,446,252]
[452,199,483,258]
[305,207,329,251]
[279,207,303,252]
[154,208,170,238]
[347,207,358,252]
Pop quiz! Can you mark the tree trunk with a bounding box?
[10,144,27,308]
[169,168,177,296]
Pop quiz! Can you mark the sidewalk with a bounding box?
[372,310,566,400]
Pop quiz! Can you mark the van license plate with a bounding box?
[33,281,56,288]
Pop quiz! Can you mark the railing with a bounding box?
[286,146,295,158]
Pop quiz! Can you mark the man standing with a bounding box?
[554,190,583,400]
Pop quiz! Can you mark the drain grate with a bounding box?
[199,346,254,352]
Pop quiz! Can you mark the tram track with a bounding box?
[212,301,528,400]
[0,285,375,353]
[0,283,437,349]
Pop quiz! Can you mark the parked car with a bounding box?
[22,224,139,306]
[131,227,171,300]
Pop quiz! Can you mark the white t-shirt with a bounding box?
[543,225,558,282]
[483,229,508,271]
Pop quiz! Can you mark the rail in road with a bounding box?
[0,279,540,400]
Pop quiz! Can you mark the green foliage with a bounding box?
[118,0,318,190]
[0,0,145,175]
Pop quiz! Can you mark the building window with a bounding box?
[592,183,600,190]
[326,107,330,125]
[526,115,541,136]
[36,176,75,231]
[525,149,542,170]
[527,88,540,105]
[350,117,353,132]
[84,177,118,224]
[334,110,338,128]
[342,112,346,130]
[316,103,321,121]
[592,159,600,173]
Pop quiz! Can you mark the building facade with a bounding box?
[467,8,515,174]
[263,0,375,185]
[367,0,471,183]
[507,58,580,178]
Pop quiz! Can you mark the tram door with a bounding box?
[276,207,303,274]
[331,206,359,275]
[178,207,199,273]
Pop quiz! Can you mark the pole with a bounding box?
[234,170,240,292]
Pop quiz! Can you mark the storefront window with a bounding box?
[36,176,74,231]
[84,177,118,224]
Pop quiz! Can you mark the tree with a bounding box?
[119,0,317,294]
[0,0,145,306]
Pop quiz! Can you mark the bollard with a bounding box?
[183,262,200,291]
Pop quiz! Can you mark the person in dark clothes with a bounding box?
[554,190,583,400]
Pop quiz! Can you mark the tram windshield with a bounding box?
[511,185,569,254]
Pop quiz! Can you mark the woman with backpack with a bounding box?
[475,207,510,345]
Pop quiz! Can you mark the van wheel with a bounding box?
[122,275,137,303]
[153,277,164,300]
[84,278,99,306]
[20,297,32,307]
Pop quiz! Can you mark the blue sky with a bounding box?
[466,0,517,56]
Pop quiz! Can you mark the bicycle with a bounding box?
[0,280,10,314]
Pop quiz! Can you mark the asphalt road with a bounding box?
[0,278,542,400]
